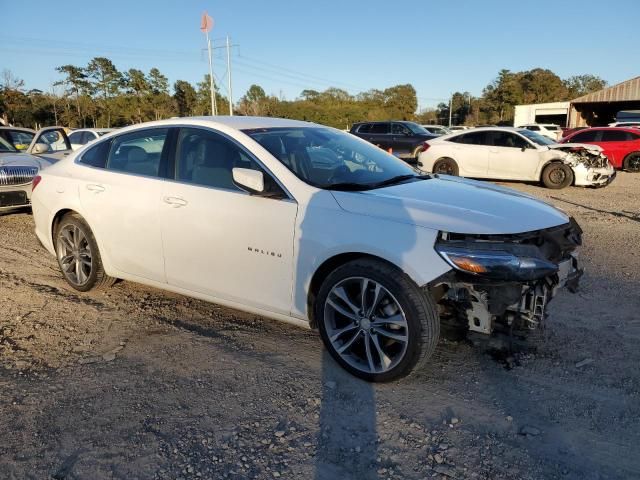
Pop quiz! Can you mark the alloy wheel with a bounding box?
[324,277,409,374]
[56,224,92,286]
[627,154,640,172]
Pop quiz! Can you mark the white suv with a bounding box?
[518,124,562,141]
[31,117,583,381]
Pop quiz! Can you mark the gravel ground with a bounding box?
[0,173,639,480]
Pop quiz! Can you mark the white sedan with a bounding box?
[68,128,116,150]
[32,117,584,381]
[418,127,615,189]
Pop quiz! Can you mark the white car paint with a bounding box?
[518,123,562,141]
[31,117,574,330]
[418,127,615,187]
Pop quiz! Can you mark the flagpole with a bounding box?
[206,30,216,116]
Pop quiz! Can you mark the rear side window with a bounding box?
[356,124,371,133]
[570,130,599,142]
[449,131,487,145]
[601,130,634,142]
[79,140,111,168]
[369,123,390,134]
[106,128,168,177]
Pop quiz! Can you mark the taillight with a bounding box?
[32,175,42,191]
[420,142,430,153]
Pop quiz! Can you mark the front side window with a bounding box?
[35,129,71,152]
[68,131,84,144]
[176,127,283,196]
[106,128,168,177]
[81,131,97,144]
[244,127,422,190]
[391,123,411,135]
[0,137,17,152]
[489,131,530,149]
[601,130,633,142]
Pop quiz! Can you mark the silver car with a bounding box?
[0,127,72,212]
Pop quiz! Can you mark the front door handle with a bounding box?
[163,196,188,208]
[86,184,105,193]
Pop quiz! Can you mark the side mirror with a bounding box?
[232,168,264,194]
[521,146,527,152]
[32,143,50,154]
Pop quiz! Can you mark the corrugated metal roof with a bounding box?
[572,76,640,103]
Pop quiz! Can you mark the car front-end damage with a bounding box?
[550,143,616,187]
[428,219,583,337]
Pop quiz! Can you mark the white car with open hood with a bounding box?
[417,127,615,189]
[32,117,583,381]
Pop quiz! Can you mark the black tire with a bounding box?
[315,259,440,382]
[54,213,115,292]
[541,162,573,189]
[432,157,459,176]
[623,152,640,172]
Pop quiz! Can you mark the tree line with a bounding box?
[0,58,606,130]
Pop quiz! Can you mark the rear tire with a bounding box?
[315,259,440,382]
[432,157,459,176]
[54,213,115,292]
[541,162,573,189]
[623,152,640,172]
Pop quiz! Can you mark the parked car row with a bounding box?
[28,116,585,382]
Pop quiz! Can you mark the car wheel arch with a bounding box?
[51,208,79,245]
[306,252,407,329]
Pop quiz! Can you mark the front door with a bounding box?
[160,126,298,315]
[487,131,541,180]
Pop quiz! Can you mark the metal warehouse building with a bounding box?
[568,76,640,127]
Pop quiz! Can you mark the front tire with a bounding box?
[315,259,440,382]
[55,213,115,292]
[541,162,573,189]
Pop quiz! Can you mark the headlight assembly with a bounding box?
[435,243,559,282]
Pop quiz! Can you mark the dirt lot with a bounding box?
[1,173,639,480]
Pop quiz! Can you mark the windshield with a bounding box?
[405,122,429,134]
[6,130,34,151]
[243,127,424,190]
[518,129,555,146]
[0,137,18,153]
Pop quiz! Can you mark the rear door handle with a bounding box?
[163,196,188,208]
[86,184,105,193]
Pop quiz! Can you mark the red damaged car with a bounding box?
[561,127,640,171]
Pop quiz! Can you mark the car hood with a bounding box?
[0,153,55,169]
[548,142,603,152]
[331,176,569,235]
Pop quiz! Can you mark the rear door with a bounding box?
[487,131,540,179]
[447,131,490,177]
[77,127,170,282]
[367,123,391,150]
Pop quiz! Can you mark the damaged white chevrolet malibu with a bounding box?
[31,117,583,381]
[418,127,615,189]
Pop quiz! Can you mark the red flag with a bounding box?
[200,11,214,33]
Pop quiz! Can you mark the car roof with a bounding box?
[72,128,116,133]
[0,126,36,133]
[353,120,416,125]
[569,126,640,133]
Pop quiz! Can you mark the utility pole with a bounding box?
[448,95,453,127]
[226,35,233,116]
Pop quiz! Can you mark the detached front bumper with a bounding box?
[429,220,583,335]
[573,163,616,187]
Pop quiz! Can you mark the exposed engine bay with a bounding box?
[555,144,610,169]
[429,219,583,337]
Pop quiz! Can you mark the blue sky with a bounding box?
[2,0,638,109]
